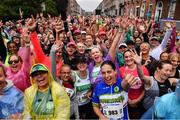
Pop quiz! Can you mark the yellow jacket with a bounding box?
[23,64,70,120]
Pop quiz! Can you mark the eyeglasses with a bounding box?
[61,72,71,75]
[8,59,19,64]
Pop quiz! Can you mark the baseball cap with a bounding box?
[99,31,106,36]
[67,41,76,47]
[30,64,48,76]
[150,36,159,41]
[81,31,86,34]
[119,43,127,48]
[74,29,81,35]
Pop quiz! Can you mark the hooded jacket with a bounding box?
[0,80,24,119]
[23,64,70,120]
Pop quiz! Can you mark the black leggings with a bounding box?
[78,102,98,119]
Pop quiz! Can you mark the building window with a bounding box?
[140,3,146,18]
[136,6,140,17]
[155,1,163,21]
[168,0,176,19]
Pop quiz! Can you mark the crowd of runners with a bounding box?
[0,12,180,119]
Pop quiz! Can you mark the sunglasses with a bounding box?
[8,59,19,64]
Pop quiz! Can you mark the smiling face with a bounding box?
[32,71,49,90]
[149,38,160,48]
[160,52,169,61]
[91,47,103,64]
[7,42,18,54]
[56,49,63,59]
[157,63,172,81]
[101,64,117,86]
[85,35,94,47]
[13,37,20,45]
[140,43,150,54]
[9,55,22,73]
[77,62,87,72]
[60,65,71,82]
[66,45,76,56]
[77,42,86,54]
[124,51,134,66]
[133,31,139,37]
[170,56,180,69]
[135,38,142,46]
[49,34,55,44]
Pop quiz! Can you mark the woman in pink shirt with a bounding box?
[0,45,31,92]
[119,50,149,119]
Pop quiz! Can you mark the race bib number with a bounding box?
[103,104,124,119]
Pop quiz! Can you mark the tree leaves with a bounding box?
[0,0,59,21]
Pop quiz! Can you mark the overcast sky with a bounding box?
[76,0,103,12]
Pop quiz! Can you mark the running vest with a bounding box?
[74,70,91,106]
[92,78,129,119]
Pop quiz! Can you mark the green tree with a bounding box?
[0,0,58,21]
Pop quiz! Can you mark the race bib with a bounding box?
[103,103,124,119]
[65,88,75,98]
[78,92,88,103]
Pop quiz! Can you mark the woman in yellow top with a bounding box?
[23,63,70,119]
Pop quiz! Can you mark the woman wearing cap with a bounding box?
[23,63,70,119]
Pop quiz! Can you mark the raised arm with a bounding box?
[170,23,176,52]
[50,44,58,80]
[133,52,152,87]
[161,29,172,49]
[109,31,125,62]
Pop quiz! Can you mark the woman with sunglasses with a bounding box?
[23,63,70,119]
[0,43,31,92]
[0,26,32,92]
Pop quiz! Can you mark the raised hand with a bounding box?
[27,15,37,32]
[19,8,23,19]
[55,20,64,33]
[124,73,137,87]
[22,26,30,44]
[132,51,142,65]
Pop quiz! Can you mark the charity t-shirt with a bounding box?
[74,70,91,106]
[120,66,149,100]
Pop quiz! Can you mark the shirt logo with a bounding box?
[114,86,119,93]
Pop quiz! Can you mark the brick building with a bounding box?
[67,0,84,16]
[96,0,180,21]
